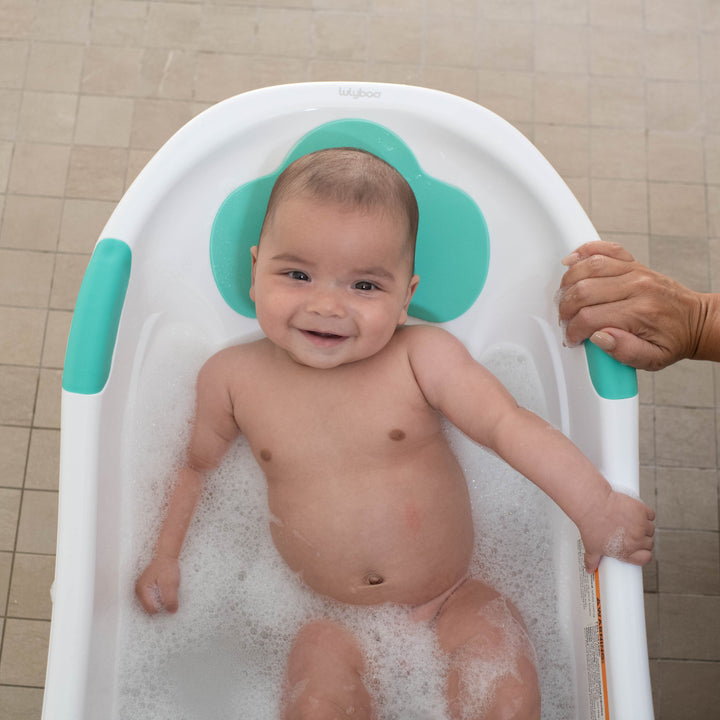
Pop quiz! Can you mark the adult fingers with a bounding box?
[587,328,673,371]
[562,241,635,267]
[560,252,636,291]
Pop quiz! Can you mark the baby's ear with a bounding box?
[249,246,259,302]
[399,274,420,324]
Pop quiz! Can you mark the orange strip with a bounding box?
[594,569,610,720]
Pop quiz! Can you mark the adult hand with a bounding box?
[558,241,719,371]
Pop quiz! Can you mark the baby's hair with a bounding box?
[260,148,419,257]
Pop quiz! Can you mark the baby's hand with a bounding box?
[578,489,655,573]
[135,556,181,614]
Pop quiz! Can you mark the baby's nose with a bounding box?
[307,286,347,317]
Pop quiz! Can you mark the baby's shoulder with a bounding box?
[397,324,463,353]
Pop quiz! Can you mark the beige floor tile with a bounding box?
[590,127,646,179]
[644,0,701,32]
[646,80,702,132]
[535,25,589,74]
[16,490,58,555]
[137,48,196,100]
[0,366,37,427]
[199,4,257,54]
[590,178,649,234]
[656,529,720,594]
[0,140,10,192]
[0,195,62,251]
[645,31,700,82]
[423,67,478,103]
[534,125,590,180]
[639,404,655,466]
[0,250,54,307]
[655,660,720,720]
[257,7,313,57]
[49,254,89,312]
[0,39,28,89]
[659,594,720,660]
[8,143,70,197]
[590,27,645,77]
[194,53,255,104]
[477,22,534,72]
[479,0,532,22]
[708,185,720,237]
[655,406,716,469]
[30,1,90,44]
[590,0,645,28]
[650,236,711,292]
[0,488,21,551]
[0,88,21,139]
[7,553,55,620]
[90,0,147,47]
[0,618,50,686]
[368,14,422,65]
[25,41,84,93]
[706,134,720,185]
[476,70,534,124]
[590,77,646,128]
[130,98,195,151]
[0,307,46,366]
[41,312,71,371]
[649,182,707,238]
[25,429,60,492]
[648,131,704,183]
[0,426,30,489]
[424,16,479,68]
[143,2,203,49]
[536,0,588,25]
[81,44,144,96]
[654,359,714,408]
[74,95,134,148]
[0,685,44,720]
[16,91,77,145]
[667,447,718,507]
[65,145,128,201]
[310,59,367,83]
[33,369,62,430]
[535,74,589,125]
[314,12,368,62]
[58,199,113,254]
[0,551,11,614]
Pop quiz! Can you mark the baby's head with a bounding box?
[259,147,419,267]
[250,148,421,369]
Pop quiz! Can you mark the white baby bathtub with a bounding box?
[45,82,652,720]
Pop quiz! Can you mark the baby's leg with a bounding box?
[282,620,376,720]
[435,580,540,720]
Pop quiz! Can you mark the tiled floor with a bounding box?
[0,0,719,718]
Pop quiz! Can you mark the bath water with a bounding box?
[116,324,575,719]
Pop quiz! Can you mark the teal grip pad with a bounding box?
[63,238,132,395]
[584,340,638,400]
[210,119,490,323]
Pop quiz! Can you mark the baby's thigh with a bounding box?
[283,620,375,720]
[435,580,540,720]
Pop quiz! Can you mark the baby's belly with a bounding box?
[266,461,475,607]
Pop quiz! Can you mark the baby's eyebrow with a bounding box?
[270,252,311,265]
[355,266,395,281]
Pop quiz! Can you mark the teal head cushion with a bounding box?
[209,119,489,323]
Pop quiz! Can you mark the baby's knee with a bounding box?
[285,692,372,720]
[287,620,365,677]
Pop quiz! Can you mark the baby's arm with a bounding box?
[407,326,655,572]
[135,350,241,614]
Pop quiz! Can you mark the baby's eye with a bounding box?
[354,281,377,291]
[288,270,310,282]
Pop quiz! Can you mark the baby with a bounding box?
[136,148,655,720]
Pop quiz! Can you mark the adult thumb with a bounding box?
[590,329,667,371]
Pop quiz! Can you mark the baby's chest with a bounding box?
[238,375,439,468]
